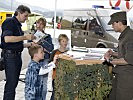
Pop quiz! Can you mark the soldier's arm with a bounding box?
[111,58,128,65]
[112,52,118,57]
[104,49,118,60]
[111,41,133,65]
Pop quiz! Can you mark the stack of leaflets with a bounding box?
[88,48,109,54]
[66,50,104,60]
[72,46,88,52]
[83,53,103,60]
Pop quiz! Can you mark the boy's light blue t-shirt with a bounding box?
[25,59,49,100]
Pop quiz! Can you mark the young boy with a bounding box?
[25,45,57,100]
[50,34,69,61]
[50,34,69,100]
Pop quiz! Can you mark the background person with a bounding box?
[104,11,133,100]
[29,17,54,99]
[33,17,54,60]
[1,5,35,100]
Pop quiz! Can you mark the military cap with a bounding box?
[108,11,127,25]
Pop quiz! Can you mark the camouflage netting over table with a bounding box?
[54,59,112,100]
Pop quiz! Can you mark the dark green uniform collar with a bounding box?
[118,26,130,40]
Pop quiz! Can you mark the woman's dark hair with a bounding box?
[14,5,31,16]
[36,18,47,27]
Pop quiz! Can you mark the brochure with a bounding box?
[39,62,56,75]
[33,30,46,43]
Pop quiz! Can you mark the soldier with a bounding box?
[104,11,133,100]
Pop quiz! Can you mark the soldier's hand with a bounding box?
[107,49,113,55]
[104,49,112,60]
[25,34,36,40]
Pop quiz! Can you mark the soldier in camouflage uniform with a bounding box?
[104,11,133,100]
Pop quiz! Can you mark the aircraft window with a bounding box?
[84,19,89,30]
[88,18,103,36]
[72,17,88,30]
[86,32,88,35]
[75,18,81,23]
[89,18,99,31]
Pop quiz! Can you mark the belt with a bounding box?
[48,90,53,92]
[3,50,21,54]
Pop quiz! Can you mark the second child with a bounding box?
[25,45,58,100]
[49,34,69,100]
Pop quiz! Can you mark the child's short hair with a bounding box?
[58,34,69,42]
[28,45,42,59]
[36,17,47,27]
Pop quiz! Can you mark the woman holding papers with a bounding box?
[28,18,54,99]
[33,17,54,59]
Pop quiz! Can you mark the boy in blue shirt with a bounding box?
[25,45,57,100]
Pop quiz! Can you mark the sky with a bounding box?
[16,0,111,10]
[14,0,133,28]
[17,0,78,10]
[16,0,133,11]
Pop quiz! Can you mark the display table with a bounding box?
[55,53,112,100]
[59,54,104,65]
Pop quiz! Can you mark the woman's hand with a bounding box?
[53,55,59,64]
